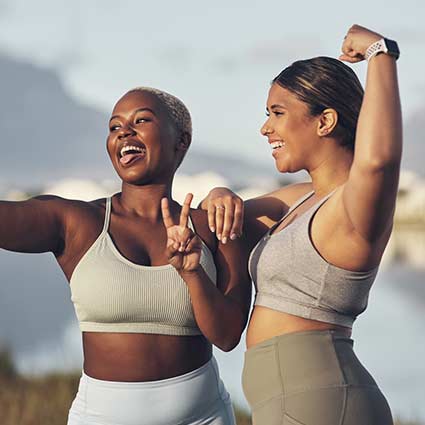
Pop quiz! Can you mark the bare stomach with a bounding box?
[246,306,351,349]
[82,332,211,381]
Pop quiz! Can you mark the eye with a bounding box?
[109,123,120,132]
[273,111,284,117]
[135,117,151,124]
[265,111,270,117]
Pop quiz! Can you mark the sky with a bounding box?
[0,0,423,167]
[0,3,424,419]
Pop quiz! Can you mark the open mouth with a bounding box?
[270,141,285,150]
[119,144,147,166]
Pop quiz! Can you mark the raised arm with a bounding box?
[339,25,402,242]
[0,195,65,255]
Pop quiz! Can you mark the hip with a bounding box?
[68,356,235,425]
[242,329,392,425]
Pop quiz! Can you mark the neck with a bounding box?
[118,180,176,219]
[308,145,353,196]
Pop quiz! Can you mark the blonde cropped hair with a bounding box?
[129,87,192,140]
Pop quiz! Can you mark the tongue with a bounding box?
[120,153,144,165]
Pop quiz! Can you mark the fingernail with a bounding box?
[230,233,237,240]
[210,227,215,232]
[222,237,227,244]
[217,234,221,240]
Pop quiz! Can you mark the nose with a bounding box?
[118,125,136,139]
[260,120,273,136]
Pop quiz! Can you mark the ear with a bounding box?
[317,108,338,137]
[176,132,191,152]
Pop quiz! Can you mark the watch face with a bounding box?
[385,38,400,58]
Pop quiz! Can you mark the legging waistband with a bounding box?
[246,329,352,354]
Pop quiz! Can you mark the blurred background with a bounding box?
[0,0,424,424]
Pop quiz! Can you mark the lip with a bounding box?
[117,139,147,163]
[269,139,285,158]
[272,148,281,158]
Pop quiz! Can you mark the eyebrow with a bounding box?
[109,108,157,122]
[270,103,287,109]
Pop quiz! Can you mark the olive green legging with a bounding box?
[242,330,393,425]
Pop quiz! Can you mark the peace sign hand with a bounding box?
[161,193,203,273]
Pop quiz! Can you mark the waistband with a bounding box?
[246,329,352,354]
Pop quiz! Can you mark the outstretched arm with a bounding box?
[339,25,402,242]
[0,195,65,255]
[199,182,313,246]
[162,194,251,352]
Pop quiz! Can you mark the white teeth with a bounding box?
[271,141,285,149]
[120,145,146,157]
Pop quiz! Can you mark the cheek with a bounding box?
[106,138,114,157]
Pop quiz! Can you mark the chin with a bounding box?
[274,157,304,174]
[274,159,290,174]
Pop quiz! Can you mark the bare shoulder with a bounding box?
[53,196,111,280]
[34,195,106,228]
[243,181,313,244]
[262,181,314,206]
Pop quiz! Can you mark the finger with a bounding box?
[230,200,244,239]
[339,54,362,63]
[215,206,225,240]
[166,241,180,259]
[221,200,235,244]
[177,227,194,252]
[184,236,200,253]
[161,198,175,229]
[179,193,193,228]
[208,203,216,233]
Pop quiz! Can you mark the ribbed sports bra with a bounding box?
[70,197,217,335]
[249,190,378,328]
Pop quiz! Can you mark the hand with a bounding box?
[340,24,383,63]
[203,187,244,244]
[161,193,202,272]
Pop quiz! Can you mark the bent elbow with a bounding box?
[216,334,242,352]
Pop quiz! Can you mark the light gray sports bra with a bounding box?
[249,190,378,328]
[70,197,217,335]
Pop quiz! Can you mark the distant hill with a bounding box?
[0,54,108,186]
[0,53,278,189]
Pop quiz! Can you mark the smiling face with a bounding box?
[261,83,322,174]
[107,90,184,185]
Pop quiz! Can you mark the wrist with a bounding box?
[365,38,400,62]
[178,267,202,278]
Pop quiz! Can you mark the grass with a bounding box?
[0,350,423,425]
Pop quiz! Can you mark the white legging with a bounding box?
[67,356,236,425]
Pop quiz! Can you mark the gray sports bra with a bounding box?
[70,197,217,335]
[249,190,378,328]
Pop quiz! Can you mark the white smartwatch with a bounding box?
[365,38,400,61]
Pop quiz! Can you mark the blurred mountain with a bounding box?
[0,54,109,186]
[0,53,277,190]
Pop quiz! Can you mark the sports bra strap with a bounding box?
[187,214,195,232]
[103,197,112,233]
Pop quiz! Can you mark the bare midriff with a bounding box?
[246,306,351,349]
[83,333,211,382]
